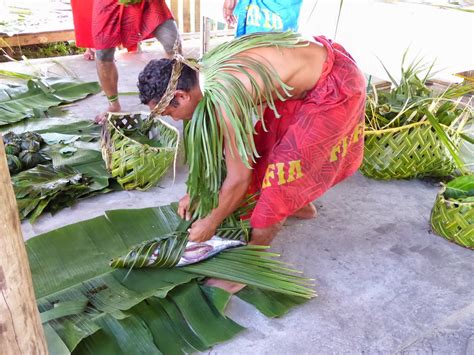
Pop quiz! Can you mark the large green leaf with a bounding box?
[36,121,102,143]
[236,285,309,318]
[28,206,200,352]
[46,145,110,192]
[27,204,314,353]
[0,77,101,126]
[13,164,92,222]
[444,175,474,200]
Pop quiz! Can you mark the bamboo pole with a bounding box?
[0,138,48,354]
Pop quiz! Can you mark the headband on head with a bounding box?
[150,41,199,118]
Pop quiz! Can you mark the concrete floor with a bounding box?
[2,40,473,354]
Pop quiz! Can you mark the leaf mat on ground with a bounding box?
[0,77,100,126]
[27,204,314,353]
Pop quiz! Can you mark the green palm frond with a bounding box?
[187,31,307,218]
[363,52,473,180]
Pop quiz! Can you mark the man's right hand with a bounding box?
[178,194,192,221]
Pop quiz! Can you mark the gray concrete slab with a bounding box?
[1,40,473,354]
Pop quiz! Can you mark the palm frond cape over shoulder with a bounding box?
[186,31,308,217]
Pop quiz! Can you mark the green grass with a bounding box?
[1,41,86,62]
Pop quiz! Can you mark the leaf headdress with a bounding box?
[184,31,307,217]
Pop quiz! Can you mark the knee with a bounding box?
[95,48,116,62]
[154,19,181,55]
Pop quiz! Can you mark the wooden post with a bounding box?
[0,137,48,354]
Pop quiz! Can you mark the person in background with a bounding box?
[223,0,303,37]
[71,0,182,123]
[70,0,95,60]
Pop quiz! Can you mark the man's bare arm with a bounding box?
[187,112,252,242]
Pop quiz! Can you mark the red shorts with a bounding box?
[249,36,366,228]
[91,0,173,50]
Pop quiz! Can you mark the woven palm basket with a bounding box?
[430,185,474,249]
[101,112,179,190]
[360,121,460,179]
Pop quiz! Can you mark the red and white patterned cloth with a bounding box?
[71,0,173,51]
[249,36,367,228]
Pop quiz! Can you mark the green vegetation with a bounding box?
[1,41,85,62]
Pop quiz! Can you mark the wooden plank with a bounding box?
[183,0,191,33]
[0,29,75,48]
[194,0,201,32]
[0,138,48,355]
[170,0,180,31]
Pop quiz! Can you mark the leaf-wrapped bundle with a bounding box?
[13,164,93,222]
[7,154,22,174]
[5,143,21,156]
[20,139,41,152]
[19,150,48,169]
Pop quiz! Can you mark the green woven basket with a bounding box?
[360,121,460,179]
[430,185,474,249]
[101,112,179,190]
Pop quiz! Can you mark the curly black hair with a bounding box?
[137,58,198,107]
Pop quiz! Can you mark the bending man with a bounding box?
[92,0,181,123]
[138,32,365,252]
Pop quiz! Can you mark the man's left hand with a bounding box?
[188,217,219,243]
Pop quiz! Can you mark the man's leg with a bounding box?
[95,47,121,123]
[154,19,181,58]
[292,203,317,219]
[204,219,286,294]
[83,48,95,61]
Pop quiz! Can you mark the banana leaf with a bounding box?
[27,204,314,353]
[46,144,111,192]
[0,77,101,126]
[36,121,102,143]
[444,175,474,200]
[13,164,93,222]
[236,285,309,318]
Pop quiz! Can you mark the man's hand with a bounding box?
[188,216,219,243]
[223,0,237,26]
[178,194,192,220]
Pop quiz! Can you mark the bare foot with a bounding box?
[292,203,317,219]
[205,278,246,294]
[83,48,95,61]
[95,101,121,124]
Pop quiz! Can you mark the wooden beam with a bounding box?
[0,29,75,48]
[171,0,180,31]
[0,137,48,355]
[183,0,191,33]
[194,0,201,32]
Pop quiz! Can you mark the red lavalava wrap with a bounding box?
[71,0,174,51]
[249,36,366,228]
